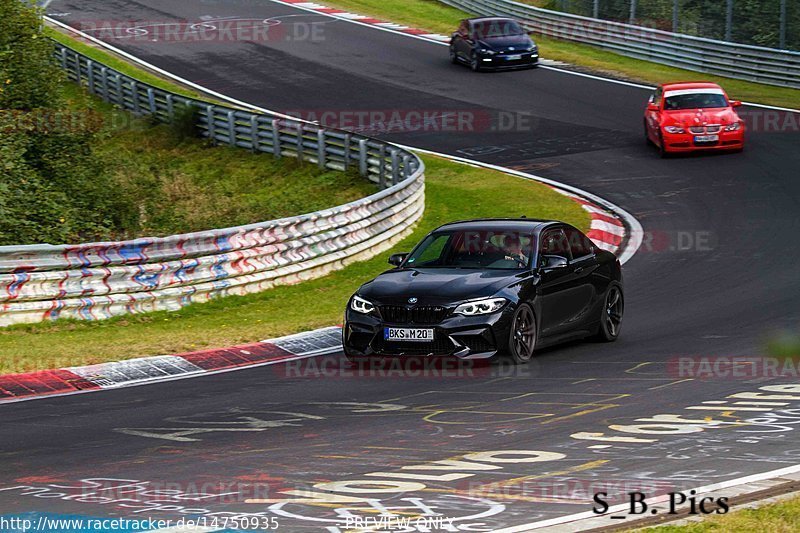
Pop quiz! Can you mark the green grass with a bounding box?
[60,84,373,241]
[321,0,799,109]
[0,155,589,373]
[44,26,208,101]
[648,494,800,532]
[767,332,800,359]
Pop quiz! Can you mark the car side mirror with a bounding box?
[540,255,568,271]
[647,102,659,112]
[388,253,409,267]
[730,100,742,108]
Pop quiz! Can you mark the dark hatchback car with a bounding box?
[450,17,539,71]
[343,219,624,364]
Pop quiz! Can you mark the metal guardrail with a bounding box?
[439,0,800,89]
[0,43,425,327]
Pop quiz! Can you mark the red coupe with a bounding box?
[644,82,745,157]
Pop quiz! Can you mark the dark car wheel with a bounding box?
[596,283,624,342]
[508,304,537,364]
[470,52,482,72]
[658,132,669,158]
[450,47,459,64]
[644,119,653,146]
[344,350,368,365]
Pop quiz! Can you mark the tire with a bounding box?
[507,304,537,364]
[658,132,669,158]
[644,119,654,146]
[450,47,459,65]
[344,351,369,366]
[595,283,624,342]
[470,52,482,72]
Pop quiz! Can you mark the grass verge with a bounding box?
[319,0,799,109]
[0,155,589,373]
[44,26,208,101]
[648,494,800,532]
[60,83,373,241]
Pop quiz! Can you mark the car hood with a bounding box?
[662,107,740,127]
[479,35,534,52]
[358,268,523,305]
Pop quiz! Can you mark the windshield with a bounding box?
[664,92,728,110]
[472,20,525,39]
[405,229,535,270]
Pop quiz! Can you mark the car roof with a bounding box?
[465,17,518,23]
[433,218,563,233]
[660,81,723,91]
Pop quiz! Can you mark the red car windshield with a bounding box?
[406,230,535,270]
[664,92,728,110]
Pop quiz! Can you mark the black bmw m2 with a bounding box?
[343,219,624,364]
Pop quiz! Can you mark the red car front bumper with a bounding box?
[662,129,745,153]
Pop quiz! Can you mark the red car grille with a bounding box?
[689,125,722,134]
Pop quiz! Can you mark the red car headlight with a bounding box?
[664,126,685,134]
[725,122,742,131]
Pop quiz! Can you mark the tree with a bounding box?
[0,0,112,245]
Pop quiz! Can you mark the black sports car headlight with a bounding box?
[350,295,376,315]
[454,298,507,316]
[478,48,497,55]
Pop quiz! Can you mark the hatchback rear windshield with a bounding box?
[472,20,525,39]
[664,92,728,110]
[406,229,535,270]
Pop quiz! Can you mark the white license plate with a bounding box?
[384,328,434,342]
[505,54,522,60]
[694,134,719,142]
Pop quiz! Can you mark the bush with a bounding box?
[0,0,123,245]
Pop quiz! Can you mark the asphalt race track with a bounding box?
[4,0,800,530]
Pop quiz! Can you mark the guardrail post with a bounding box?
[672,0,679,33]
[725,0,733,42]
[114,74,123,108]
[343,134,352,170]
[226,110,236,146]
[99,67,109,102]
[378,144,387,189]
[86,60,95,94]
[402,154,411,180]
[250,116,260,153]
[358,139,368,177]
[317,129,327,169]
[780,0,787,50]
[271,119,282,158]
[147,88,157,115]
[206,105,216,144]
[59,46,68,70]
[295,125,304,160]
[131,81,141,115]
[390,148,400,186]
[166,94,175,120]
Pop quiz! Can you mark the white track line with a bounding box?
[0,350,332,407]
[492,463,800,532]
